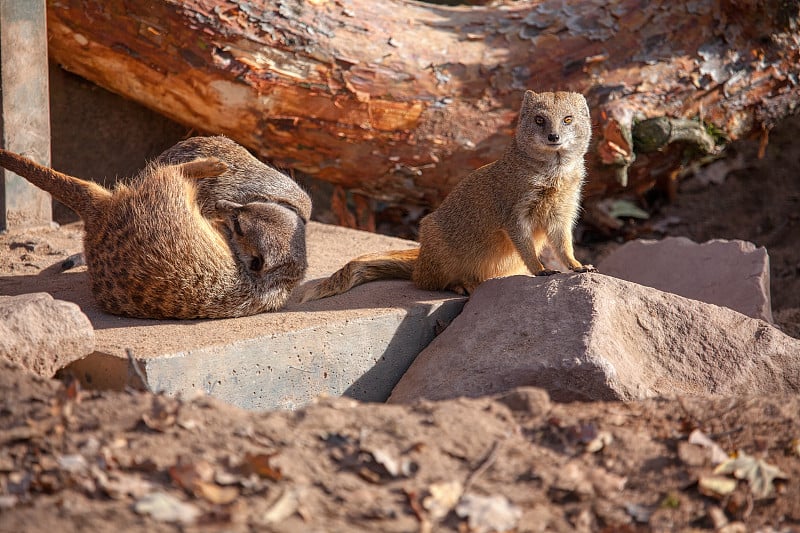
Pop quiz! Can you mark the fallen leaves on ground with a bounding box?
[2,361,799,531]
[714,450,789,500]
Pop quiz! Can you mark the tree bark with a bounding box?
[46,0,800,223]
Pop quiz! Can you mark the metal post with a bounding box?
[0,0,52,230]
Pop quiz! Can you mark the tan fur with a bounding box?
[0,136,310,319]
[302,90,595,302]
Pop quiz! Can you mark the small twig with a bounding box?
[126,348,153,393]
[464,439,503,493]
[742,492,754,521]
[708,426,745,440]
[404,489,431,533]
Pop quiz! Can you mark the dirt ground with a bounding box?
[1,114,799,531]
[0,358,799,533]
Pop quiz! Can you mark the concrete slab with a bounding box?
[0,222,466,410]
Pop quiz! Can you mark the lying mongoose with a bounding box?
[154,135,313,294]
[0,139,309,319]
[302,90,595,302]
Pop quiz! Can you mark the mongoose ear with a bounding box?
[180,157,229,179]
[215,199,244,213]
[522,90,537,106]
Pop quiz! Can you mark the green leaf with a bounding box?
[603,199,650,220]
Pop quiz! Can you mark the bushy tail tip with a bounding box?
[299,248,419,303]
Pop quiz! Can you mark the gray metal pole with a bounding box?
[0,0,52,230]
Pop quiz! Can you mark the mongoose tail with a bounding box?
[0,148,111,218]
[301,248,419,302]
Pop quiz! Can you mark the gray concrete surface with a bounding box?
[1,222,465,410]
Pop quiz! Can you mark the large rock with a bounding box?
[598,237,773,322]
[388,274,800,403]
[0,292,94,377]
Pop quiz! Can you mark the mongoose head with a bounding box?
[215,199,308,287]
[156,136,313,223]
[515,90,591,160]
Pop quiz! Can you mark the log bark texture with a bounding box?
[46,0,800,220]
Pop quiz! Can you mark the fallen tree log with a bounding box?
[47,0,799,228]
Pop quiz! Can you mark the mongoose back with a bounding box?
[302,90,595,302]
[0,137,310,319]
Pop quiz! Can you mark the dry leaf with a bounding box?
[455,493,522,533]
[261,488,299,524]
[61,378,82,403]
[369,447,416,479]
[134,492,200,524]
[714,450,788,499]
[789,438,800,457]
[585,430,613,453]
[142,397,179,432]
[169,459,214,491]
[625,502,654,523]
[698,475,738,498]
[422,481,463,521]
[57,454,89,474]
[195,481,239,505]
[242,453,282,481]
[688,429,729,465]
[169,458,239,503]
[177,418,199,430]
[97,470,155,500]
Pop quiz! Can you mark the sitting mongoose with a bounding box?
[302,90,596,302]
[0,140,310,319]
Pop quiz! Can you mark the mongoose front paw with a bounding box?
[450,282,478,296]
[571,264,597,273]
[535,269,560,276]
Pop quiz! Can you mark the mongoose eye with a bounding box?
[277,201,307,224]
[232,216,244,236]
[563,116,573,125]
[250,255,264,272]
[534,116,545,126]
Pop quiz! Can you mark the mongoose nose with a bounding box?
[548,133,560,143]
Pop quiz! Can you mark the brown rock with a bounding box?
[388,274,800,403]
[597,237,773,322]
[496,387,551,418]
[0,293,94,377]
